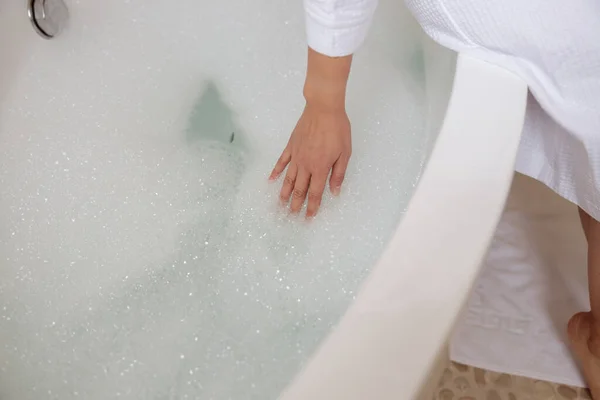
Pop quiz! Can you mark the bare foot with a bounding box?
[568,312,600,398]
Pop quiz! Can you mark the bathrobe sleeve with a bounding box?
[304,0,379,57]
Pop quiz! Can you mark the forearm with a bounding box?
[302,0,378,110]
[303,47,353,112]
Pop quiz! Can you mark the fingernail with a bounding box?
[332,186,341,196]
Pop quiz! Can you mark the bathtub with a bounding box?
[0,0,527,399]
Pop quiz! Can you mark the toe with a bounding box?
[568,312,600,398]
[568,312,592,346]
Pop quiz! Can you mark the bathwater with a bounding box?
[0,0,427,398]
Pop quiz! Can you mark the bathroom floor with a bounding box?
[434,362,591,399]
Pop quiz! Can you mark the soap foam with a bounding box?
[0,0,427,398]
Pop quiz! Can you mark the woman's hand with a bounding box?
[269,104,351,217]
[269,48,354,218]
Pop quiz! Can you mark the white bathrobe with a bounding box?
[305,0,600,221]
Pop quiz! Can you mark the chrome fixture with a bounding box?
[27,0,69,39]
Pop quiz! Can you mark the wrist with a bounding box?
[302,47,352,112]
[303,80,347,112]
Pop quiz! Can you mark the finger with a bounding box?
[279,163,298,204]
[306,173,328,218]
[290,169,311,214]
[330,154,349,196]
[269,148,291,181]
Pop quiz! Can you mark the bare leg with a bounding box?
[568,207,600,397]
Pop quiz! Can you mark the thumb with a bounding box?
[269,147,291,181]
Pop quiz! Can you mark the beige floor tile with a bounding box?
[433,362,592,399]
